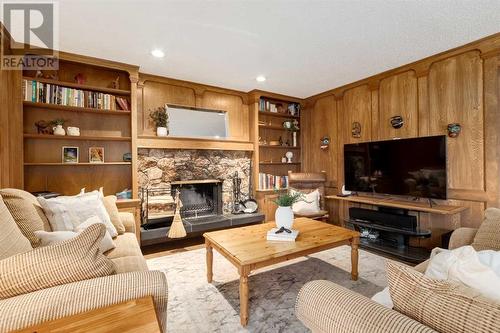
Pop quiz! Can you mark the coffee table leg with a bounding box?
[350,236,359,281]
[206,240,213,283]
[239,270,249,326]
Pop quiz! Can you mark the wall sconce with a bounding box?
[447,123,461,138]
[352,122,361,138]
[320,136,330,150]
[390,115,404,129]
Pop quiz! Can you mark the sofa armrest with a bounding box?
[0,271,168,333]
[295,280,436,333]
[449,227,478,249]
[119,211,136,234]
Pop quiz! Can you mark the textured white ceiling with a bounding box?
[23,0,500,97]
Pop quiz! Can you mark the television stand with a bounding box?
[326,195,467,215]
[326,195,468,263]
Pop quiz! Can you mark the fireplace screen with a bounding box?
[172,180,222,219]
[141,180,223,229]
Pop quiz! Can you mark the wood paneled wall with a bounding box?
[137,74,250,142]
[303,34,500,244]
[0,29,23,189]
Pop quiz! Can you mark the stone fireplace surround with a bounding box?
[137,148,252,215]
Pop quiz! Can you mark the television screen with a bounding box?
[344,135,447,199]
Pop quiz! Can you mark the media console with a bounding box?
[326,195,468,263]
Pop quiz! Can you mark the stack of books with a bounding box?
[266,228,299,242]
[258,173,288,190]
[22,79,129,111]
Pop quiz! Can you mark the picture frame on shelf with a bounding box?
[89,147,105,163]
[62,146,79,164]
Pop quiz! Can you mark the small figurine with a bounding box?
[111,76,120,89]
[74,73,86,84]
[285,151,294,163]
[320,136,330,150]
[35,120,51,134]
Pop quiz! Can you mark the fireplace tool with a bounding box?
[241,163,258,213]
[232,171,245,214]
[167,190,187,238]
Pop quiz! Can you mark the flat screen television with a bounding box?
[344,135,447,199]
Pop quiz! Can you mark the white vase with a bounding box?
[52,125,65,136]
[275,206,294,229]
[156,127,168,137]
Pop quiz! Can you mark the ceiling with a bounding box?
[15,1,500,97]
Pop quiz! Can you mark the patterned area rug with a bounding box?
[147,246,389,333]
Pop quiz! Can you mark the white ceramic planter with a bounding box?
[156,127,168,137]
[52,125,66,136]
[275,206,294,229]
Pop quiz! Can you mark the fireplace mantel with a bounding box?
[137,136,254,151]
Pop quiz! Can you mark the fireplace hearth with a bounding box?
[140,178,264,246]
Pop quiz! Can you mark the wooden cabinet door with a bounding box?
[428,51,484,191]
[378,71,418,140]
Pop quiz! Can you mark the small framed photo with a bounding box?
[62,146,79,164]
[89,147,104,163]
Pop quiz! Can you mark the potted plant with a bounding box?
[273,191,305,229]
[149,106,169,137]
[50,118,67,136]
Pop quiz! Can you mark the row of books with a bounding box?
[22,79,130,111]
[258,173,289,190]
[259,99,278,113]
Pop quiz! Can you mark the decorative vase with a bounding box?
[52,125,66,136]
[156,127,168,137]
[275,206,294,229]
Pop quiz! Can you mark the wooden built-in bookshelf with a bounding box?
[249,91,304,192]
[22,53,139,197]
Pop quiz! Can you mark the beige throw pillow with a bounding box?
[0,223,115,300]
[290,188,321,215]
[34,217,116,253]
[0,196,32,260]
[472,207,500,251]
[102,195,125,235]
[386,261,500,333]
[0,189,50,247]
[38,191,117,237]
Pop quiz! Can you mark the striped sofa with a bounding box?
[0,191,168,333]
[295,227,485,333]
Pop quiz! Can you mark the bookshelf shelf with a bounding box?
[259,162,301,165]
[22,76,131,95]
[24,162,132,166]
[259,145,300,149]
[24,134,131,141]
[258,111,300,119]
[258,124,300,131]
[23,101,131,115]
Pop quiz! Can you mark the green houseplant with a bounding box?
[149,106,169,136]
[273,191,305,229]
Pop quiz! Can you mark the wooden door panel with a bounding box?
[342,85,372,144]
[305,95,338,183]
[428,51,484,191]
[378,71,418,140]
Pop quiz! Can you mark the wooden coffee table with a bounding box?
[203,218,360,326]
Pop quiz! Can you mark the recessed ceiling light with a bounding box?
[256,75,266,82]
[151,49,165,58]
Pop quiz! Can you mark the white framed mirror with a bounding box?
[166,104,229,139]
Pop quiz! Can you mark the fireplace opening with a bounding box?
[171,180,223,219]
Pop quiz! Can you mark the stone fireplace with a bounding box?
[137,148,263,246]
[137,149,252,214]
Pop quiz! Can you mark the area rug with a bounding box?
[147,246,389,332]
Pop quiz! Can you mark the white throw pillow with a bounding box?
[34,217,115,253]
[38,190,117,237]
[291,189,321,215]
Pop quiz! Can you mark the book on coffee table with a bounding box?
[266,228,299,241]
